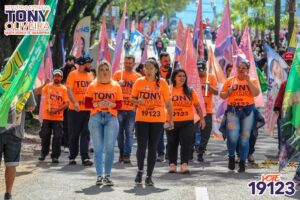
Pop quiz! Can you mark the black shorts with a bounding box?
[0,129,22,167]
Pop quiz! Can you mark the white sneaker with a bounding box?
[64,147,69,153]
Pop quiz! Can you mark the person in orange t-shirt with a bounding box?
[166,69,205,174]
[131,58,173,186]
[66,55,94,166]
[113,55,141,163]
[197,59,218,162]
[39,69,68,163]
[220,59,259,173]
[85,61,123,186]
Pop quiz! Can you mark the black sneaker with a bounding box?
[135,171,143,185]
[69,160,77,165]
[145,176,154,186]
[89,148,94,153]
[123,156,131,164]
[82,159,93,166]
[103,175,114,186]
[238,160,246,173]
[228,156,235,170]
[96,176,103,186]
[51,158,59,164]
[4,193,12,200]
[197,154,204,162]
[119,155,124,163]
[38,154,46,161]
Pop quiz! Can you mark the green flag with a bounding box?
[256,68,268,93]
[0,0,58,127]
[279,40,300,171]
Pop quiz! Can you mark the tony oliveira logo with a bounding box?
[4,5,50,36]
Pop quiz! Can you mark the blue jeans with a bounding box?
[88,112,119,176]
[226,110,254,161]
[117,110,136,157]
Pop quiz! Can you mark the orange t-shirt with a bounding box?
[66,70,94,111]
[200,74,218,114]
[166,87,199,122]
[160,68,169,79]
[41,83,68,121]
[221,77,259,107]
[132,77,171,122]
[85,81,123,116]
[113,70,141,110]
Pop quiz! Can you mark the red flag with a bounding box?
[112,2,126,74]
[138,21,143,33]
[175,20,185,61]
[178,28,189,69]
[239,25,264,107]
[193,0,204,59]
[98,16,111,64]
[208,46,226,84]
[182,27,206,116]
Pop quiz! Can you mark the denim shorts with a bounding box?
[0,129,22,167]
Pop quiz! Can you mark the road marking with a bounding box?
[195,187,209,200]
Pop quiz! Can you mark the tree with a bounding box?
[274,0,281,47]
[287,0,296,43]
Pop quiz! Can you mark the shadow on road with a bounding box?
[124,185,169,196]
[75,185,114,195]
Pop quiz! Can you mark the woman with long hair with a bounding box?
[220,60,260,172]
[85,61,123,186]
[167,69,205,173]
[131,58,173,186]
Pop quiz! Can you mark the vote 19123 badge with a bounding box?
[248,174,296,196]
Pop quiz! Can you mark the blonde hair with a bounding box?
[96,60,112,83]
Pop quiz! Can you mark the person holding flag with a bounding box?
[220,59,260,172]
[167,68,205,173]
[113,55,141,164]
[37,69,68,163]
[196,60,218,162]
[66,55,94,166]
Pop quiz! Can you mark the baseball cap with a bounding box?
[282,52,294,61]
[75,56,86,65]
[84,55,93,63]
[197,60,207,71]
[53,69,63,76]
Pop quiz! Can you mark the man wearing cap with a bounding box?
[66,55,94,166]
[273,52,294,155]
[38,69,68,163]
[197,60,218,162]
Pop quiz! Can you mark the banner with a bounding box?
[264,44,289,134]
[129,30,144,55]
[70,16,91,58]
[279,40,300,171]
[0,0,58,126]
[98,16,111,64]
[112,1,126,74]
[214,0,232,69]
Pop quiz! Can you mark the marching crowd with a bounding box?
[0,43,297,200]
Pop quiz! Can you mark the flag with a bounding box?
[239,25,264,107]
[256,67,268,93]
[182,27,206,116]
[129,30,144,55]
[208,46,226,140]
[112,1,127,74]
[264,44,289,134]
[177,28,189,69]
[70,16,91,58]
[175,20,185,60]
[193,0,204,59]
[35,44,53,88]
[140,44,148,64]
[279,40,300,171]
[0,0,57,126]
[215,0,232,69]
[288,26,297,53]
[138,21,143,33]
[151,16,164,41]
[98,16,111,64]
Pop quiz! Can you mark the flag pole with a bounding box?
[120,40,125,81]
